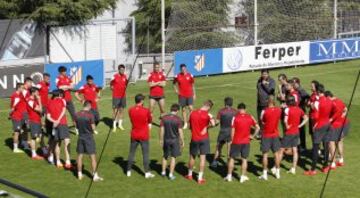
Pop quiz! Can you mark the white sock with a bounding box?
[263,170,268,176]
[161,171,166,175]
[13,143,18,150]
[331,162,336,167]
[56,160,61,165]
[198,172,204,180]
[227,174,232,178]
[65,160,71,165]
[93,172,98,177]
[119,119,123,126]
[169,173,174,177]
[78,171,82,176]
[339,158,344,163]
[32,150,36,157]
[113,121,117,128]
[188,169,193,176]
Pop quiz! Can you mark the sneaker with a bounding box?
[161,173,166,177]
[240,176,249,183]
[64,163,73,170]
[270,167,277,175]
[275,170,281,179]
[336,162,344,167]
[169,175,176,180]
[304,170,317,176]
[13,148,24,153]
[145,172,155,179]
[210,161,218,168]
[93,130,99,135]
[56,163,64,169]
[258,174,268,180]
[118,125,125,131]
[197,179,206,184]
[184,175,193,180]
[287,168,296,175]
[126,171,131,177]
[93,175,104,182]
[183,123,188,130]
[78,173,83,180]
[321,166,331,173]
[224,176,232,182]
[31,155,44,160]
[112,127,117,133]
[330,164,337,170]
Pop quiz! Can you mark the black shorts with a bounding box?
[261,137,281,153]
[230,144,250,159]
[66,101,76,120]
[281,134,299,148]
[190,138,210,156]
[163,139,181,159]
[179,96,193,107]
[42,106,47,117]
[341,123,350,138]
[77,138,96,154]
[149,96,165,102]
[53,125,70,141]
[329,123,350,141]
[90,108,100,124]
[45,119,53,136]
[312,124,331,144]
[217,129,231,144]
[22,112,29,129]
[113,97,126,108]
[12,119,23,132]
[29,122,42,139]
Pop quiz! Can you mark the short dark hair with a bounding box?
[118,64,125,70]
[278,73,287,80]
[154,62,160,66]
[204,99,214,108]
[224,97,233,107]
[311,80,320,91]
[237,102,246,110]
[317,84,325,93]
[43,73,50,77]
[292,77,300,84]
[24,77,33,83]
[286,95,296,106]
[58,66,67,73]
[324,90,333,97]
[30,87,39,94]
[52,89,63,98]
[135,94,145,104]
[86,75,94,81]
[83,100,92,107]
[16,83,23,90]
[170,104,180,112]
[261,69,269,74]
[180,64,186,69]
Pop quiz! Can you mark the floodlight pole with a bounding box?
[161,0,166,70]
[254,0,258,45]
[333,0,338,39]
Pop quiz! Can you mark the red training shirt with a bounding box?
[261,106,282,138]
[129,104,152,141]
[289,90,300,106]
[56,75,72,101]
[331,98,349,129]
[314,95,333,129]
[47,97,67,125]
[174,72,194,97]
[147,71,166,97]
[231,112,257,144]
[110,73,128,98]
[189,109,212,141]
[284,106,304,135]
[36,81,50,108]
[77,84,100,109]
[27,96,42,124]
[10,91,23,121]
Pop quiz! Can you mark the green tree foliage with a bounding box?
[0,0,117,26]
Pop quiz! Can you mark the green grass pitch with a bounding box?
[0,60,359,198]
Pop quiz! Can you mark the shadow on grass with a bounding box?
[112,156,145,176]
[149,160,162,175]
[101,117,113,130]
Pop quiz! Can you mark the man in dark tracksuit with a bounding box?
[256,69,275,138]
[293,77,310,152]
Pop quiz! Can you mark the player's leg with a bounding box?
[126,140,138,177]
[198,154,206,183]
[211,141,223,168]
[240,144,250,183]
[329,141,336,169]
[90,154,103,181]
[158,98,166,115]
[273,138,282,179]
[149,98,156,113]
[77,154,83,180]
[55,140,62,168]
[141,141,154,178]
[169,157,176,180]
[259,152,269,180]
[12,120,23,153]
[64,138,72,168]
[225,157,235,182]
[118,98,126,130]
[337,139,344,166]
[291,146,298,174]
[181,106,188,129]
[30,123,43,159]
[66,101,78,135]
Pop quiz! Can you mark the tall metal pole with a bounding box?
[161,0,166,70]
[254,0,258,45]
[333,0,338,39]
[132,17,136,58]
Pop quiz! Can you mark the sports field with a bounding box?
[0,60,359,198]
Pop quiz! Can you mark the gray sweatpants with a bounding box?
[127,139,150,172]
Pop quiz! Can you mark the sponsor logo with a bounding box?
[70,66,82,86]
[194,54,205,72]
[312,39,360,60]
[225,48,243,71]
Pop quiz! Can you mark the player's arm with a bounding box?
[159,126,164,147]
[57,106,66,124]
[179,128,184,148]
[251,124,261,140]
[209,114,216,127]
[148,110,153,129]
[260,110,265,125]
[192,84,196,100]
[172,78,178,94]
[159,80,166,87]
[74,91,84,103]
[230,127,235,144]
[261,79,275,94]
[299,114,309,128]
[342,107,348,118]
[46,113,59,127]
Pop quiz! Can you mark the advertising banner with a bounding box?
[174,48,223,76]
[310,37,360,63]
[45,60,104,91]
[0,64,44,98]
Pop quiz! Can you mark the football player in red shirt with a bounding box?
[173,64,196,129]
[47,90,72,169]
[279,96,308,174]
[285,79,300,107]
[185,100,215,184]
[325,91,350,168]
[9,83,25,153]
[148,62,166,115]
[20,77,33,150]
[224,103,260,183]
[56,66,78,134]
[75,75,101,134]
[277,74,288,107]
[110,64,128,132]
[258,96,282,180]
[305,84,333,175]
[27,87,44,160]
[126,94,155,179]
[308,80,320,137]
